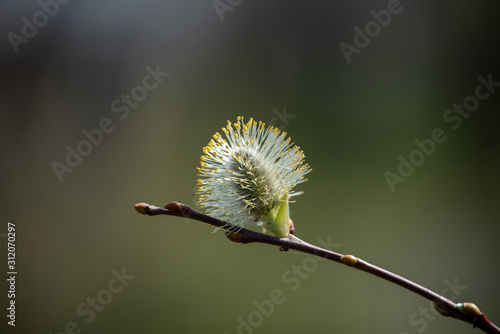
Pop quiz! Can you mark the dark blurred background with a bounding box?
[1,1,499,333]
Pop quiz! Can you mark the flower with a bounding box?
[196,116,311,237]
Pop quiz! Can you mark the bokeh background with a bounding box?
[1,1,499,333]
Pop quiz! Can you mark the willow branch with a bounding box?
[134,201,499,334]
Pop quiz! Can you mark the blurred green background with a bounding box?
[1,1,499,333]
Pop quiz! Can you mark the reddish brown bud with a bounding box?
[225,231,245,243]
[164,201,185,214]
[134,203,149,214]
[289,219,295,235]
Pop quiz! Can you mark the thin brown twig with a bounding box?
[134,201,500,334]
